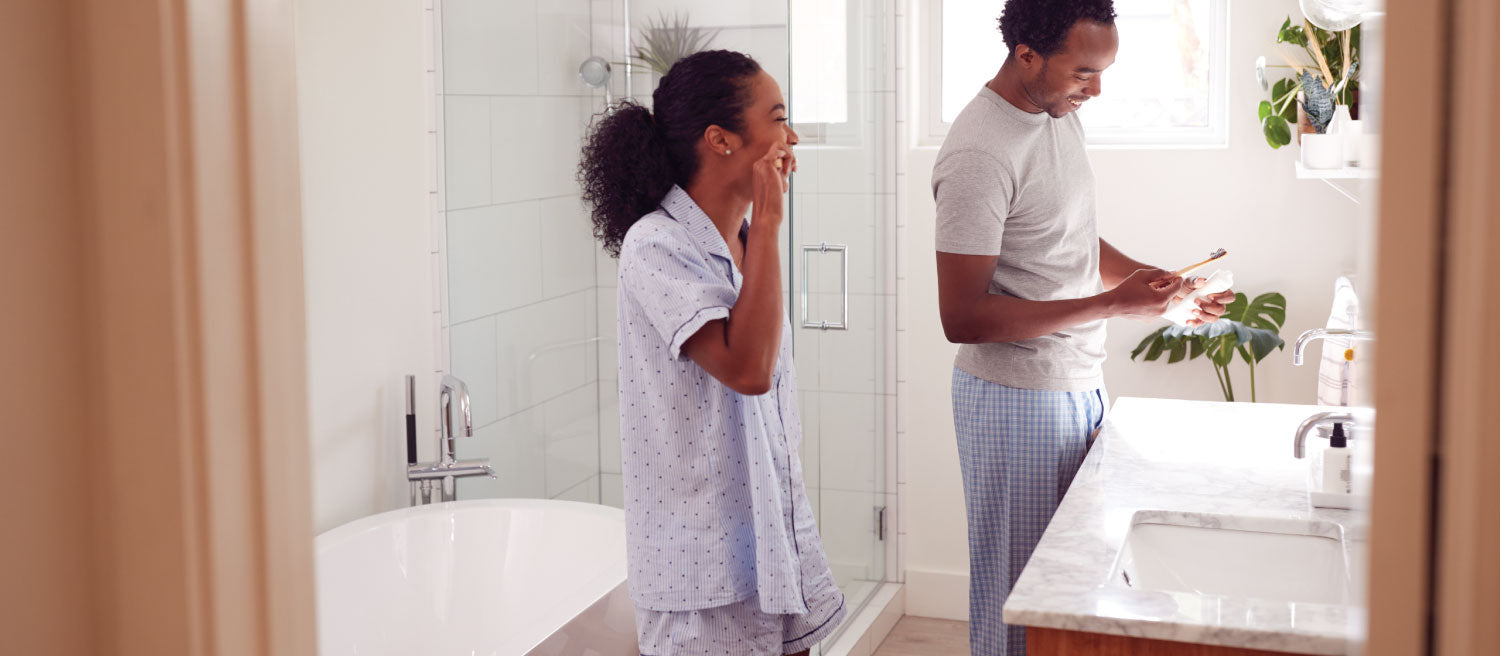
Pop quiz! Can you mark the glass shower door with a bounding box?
[439,0,606,504]
[787,0,894,625]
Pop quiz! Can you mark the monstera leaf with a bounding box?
[1225,291,1288,362]
[1130,292,1288,402]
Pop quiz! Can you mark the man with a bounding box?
[932,1,1234,654]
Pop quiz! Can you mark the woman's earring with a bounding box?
[724,149,732,155]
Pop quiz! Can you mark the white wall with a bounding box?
[297,0,436,534]
[899,0,1364,618]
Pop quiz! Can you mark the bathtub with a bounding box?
[315,498,638,655]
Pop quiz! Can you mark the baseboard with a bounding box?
[902,568,968,621]
[822,582,904,656]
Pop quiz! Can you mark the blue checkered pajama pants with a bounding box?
[951,367,1107,656]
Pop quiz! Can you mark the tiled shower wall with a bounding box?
[433,0,609,504]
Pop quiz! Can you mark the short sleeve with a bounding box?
[619,222,738,360]
[932,148,1012,256]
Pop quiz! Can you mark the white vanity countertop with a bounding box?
[1002,397,1363,655]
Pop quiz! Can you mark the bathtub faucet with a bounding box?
[438,373,473,464]
[407,374,494,504]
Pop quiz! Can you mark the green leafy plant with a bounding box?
[632,12,720,77]
[1131,292,1288,402]
[1256,17,1360,149]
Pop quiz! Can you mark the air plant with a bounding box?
[1256,17,1360,149]
[632,12,720,77]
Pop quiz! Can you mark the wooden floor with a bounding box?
[871,616,970,656]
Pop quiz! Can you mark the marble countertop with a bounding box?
[1002,397,1365,655]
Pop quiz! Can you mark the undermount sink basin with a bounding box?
[1110,511,1350,605]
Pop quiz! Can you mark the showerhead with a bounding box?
[578,56,615,113]
[578,56,612,89]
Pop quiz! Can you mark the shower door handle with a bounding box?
[800,242,848,331]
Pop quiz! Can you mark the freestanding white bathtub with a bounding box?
[315,498,638,655]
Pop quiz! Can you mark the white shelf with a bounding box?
[1295,161,1376,204]
[1295,161,1377,179]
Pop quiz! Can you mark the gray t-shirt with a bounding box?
[932,86,1106,392]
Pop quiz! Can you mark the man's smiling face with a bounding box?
[1021,19,1119,119]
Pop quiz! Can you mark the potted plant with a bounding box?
[1130,292,1288,403]
[1256,17,1359,149]
[631,12,719,89]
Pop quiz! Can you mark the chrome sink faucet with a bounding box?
[407,374,495,504]
[1291,328,1375,366]
[1294,411,1357,459]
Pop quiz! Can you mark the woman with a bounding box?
[578,50,845,656]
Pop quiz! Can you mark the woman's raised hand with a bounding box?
[752,137,795,224]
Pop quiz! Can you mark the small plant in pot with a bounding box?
[631,12,719,86]
[1131,291,1288,403]
[1255,17,1359,149]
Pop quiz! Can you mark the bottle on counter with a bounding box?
[1321,423,1352,495]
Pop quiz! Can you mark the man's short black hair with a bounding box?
[998,0,1117,57]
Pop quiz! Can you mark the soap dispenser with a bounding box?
[1321,423,1352,495]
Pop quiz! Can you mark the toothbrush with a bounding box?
[1151,248,1228,289]
[1169,248,1228,278]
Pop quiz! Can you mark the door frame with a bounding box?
[76,0,315,652]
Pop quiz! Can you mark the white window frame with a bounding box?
[919,0,1229,149]
[789,0,860,146]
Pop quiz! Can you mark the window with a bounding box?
[791,0,849,127]
[924,0,1227,147]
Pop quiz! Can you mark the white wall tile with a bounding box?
[544,383,600,497]
[491,96,592,204]
[441,0,537,95]
[456,407,546,499]
[553,475,601,503]
[793,322,822,390]
[820,488,878,583]
[494,291,592,418]
[446,202,544,323]
[599,379,621,474]
[489,96,545,204]
[584,287,599,380]
[818,145,876,194]
[538,195,597,298]
[596,248,619,288]
[597,291,619,380]
[817,293,880,394]
[814,193,879,295]
[789,146,820,192]
[449,316,498,426]
[820,392,879,493]
[600,472,624,508]
[536,0,594,96]
[540,96,594,198]
[443,96,491,209]
[798,390,821,493]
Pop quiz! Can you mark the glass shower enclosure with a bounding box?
[435,0,896,640]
